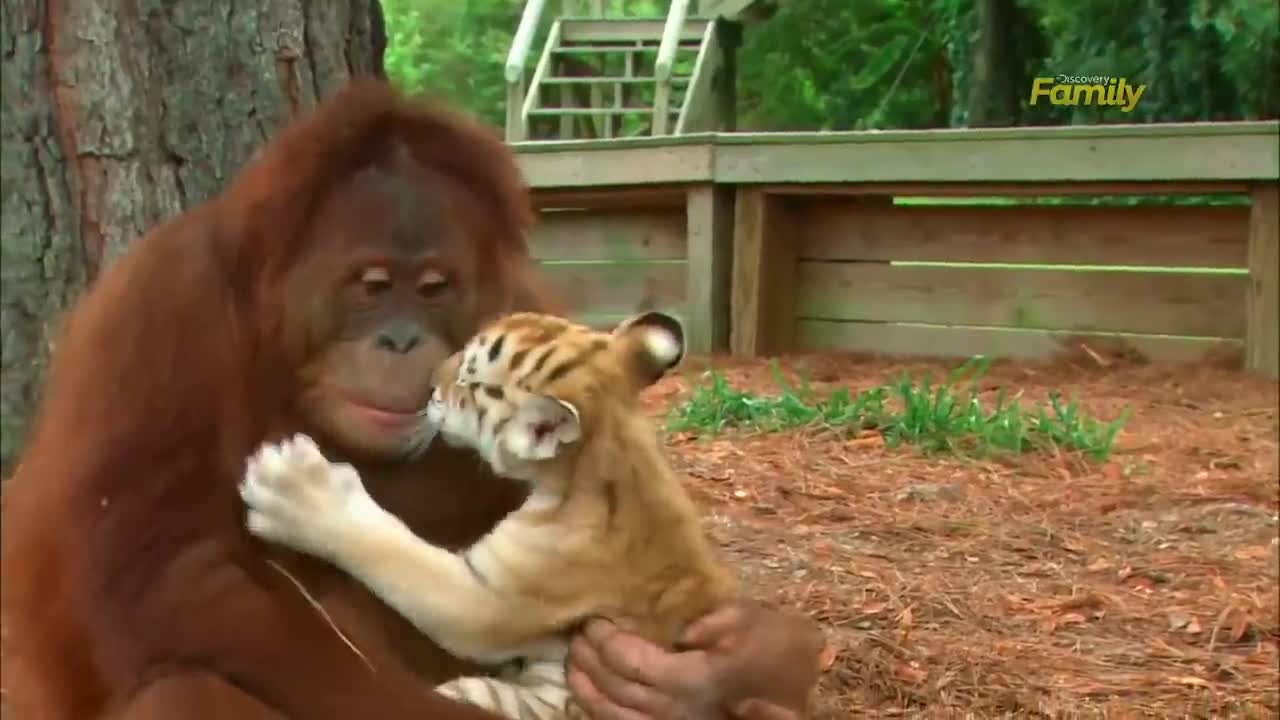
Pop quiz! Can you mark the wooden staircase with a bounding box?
[505,1,780,141]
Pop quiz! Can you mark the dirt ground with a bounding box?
[1,352,1275,718]
[642,352,1279,719]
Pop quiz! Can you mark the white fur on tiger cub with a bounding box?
[240,310,739,720]
[638,323,681,369]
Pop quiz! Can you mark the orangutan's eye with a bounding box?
[361,266,392,296]
[419,268,450,298]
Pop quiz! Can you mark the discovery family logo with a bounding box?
[1029,75,1147,113]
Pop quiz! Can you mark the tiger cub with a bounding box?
[239,310,741,720]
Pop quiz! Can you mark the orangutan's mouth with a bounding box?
[344,397,420,430]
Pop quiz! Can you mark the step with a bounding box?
[528,107,681,117]
[540,76,691,85]
[550,41,702,55]
[558,17,711,44]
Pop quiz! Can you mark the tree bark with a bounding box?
[0,0,384,478]
[966,0,1023,127]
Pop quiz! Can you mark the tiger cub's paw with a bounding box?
[239,433,379,556]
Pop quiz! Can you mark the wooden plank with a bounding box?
[558,18,709,44]
[730,190,797,356]
[505,78,526,142]
[522,21,560,128]
[530,186,689,210]
[530,207,687,261]
[652,80,673,135]
[713,130,1280,184]
[558,70,575,139]
[524,184,1248,213]
[1246,183,1280,378]
[511,123,1277,188]
[797,202,1250,268]
[685,184,734,354]
[516,143,714,188]
[530,107,680,116]
[674,21,721,134]
[760,181,1252,197]
[511,121,1279,154]
[713,120,1280,144]
[536,260,688,317]
[795,262,1247,338]
[550,45,667,55]
[574,307,690,333]
[794,320,1242,365]
[540,76,675,84]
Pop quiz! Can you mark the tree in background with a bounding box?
[0,0,382,476]
[736,0,952,130]
[3,0,1274,476]
[381,0,527,126]
[380,0,1278,131]
[965,0,1044,127]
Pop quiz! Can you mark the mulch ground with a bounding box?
[642,352,1279,719]
[2,352,1275,718]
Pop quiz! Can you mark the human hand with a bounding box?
[566,601,823,720]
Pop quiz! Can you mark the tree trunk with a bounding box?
[966,0,1022,127]
[0,0,385,478]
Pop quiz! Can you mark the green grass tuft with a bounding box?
[665,356,1133,461]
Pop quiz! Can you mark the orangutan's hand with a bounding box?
[566,601,823,720]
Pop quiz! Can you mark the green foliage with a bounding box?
[737,0,952,130]
[735,0,1277,129]
[381,0,530,126]
[666,357,1132,461]
[1027,0,1278,122]
[380,0,1277,132]
[1192,0,1280,118]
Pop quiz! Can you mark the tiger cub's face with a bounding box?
[415,311,685,482]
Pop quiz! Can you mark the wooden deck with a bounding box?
[512,121,1280,378]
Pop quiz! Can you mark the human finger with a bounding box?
[566,658,663,720]
[731,698,801,720]
[677,602,750,649]
[581,618,687,687]
[568,632,674,715]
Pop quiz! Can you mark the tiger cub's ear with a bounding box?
[611,311,685,388]
[500,394,582,461]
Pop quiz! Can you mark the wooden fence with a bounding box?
[513,122,1280,378]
